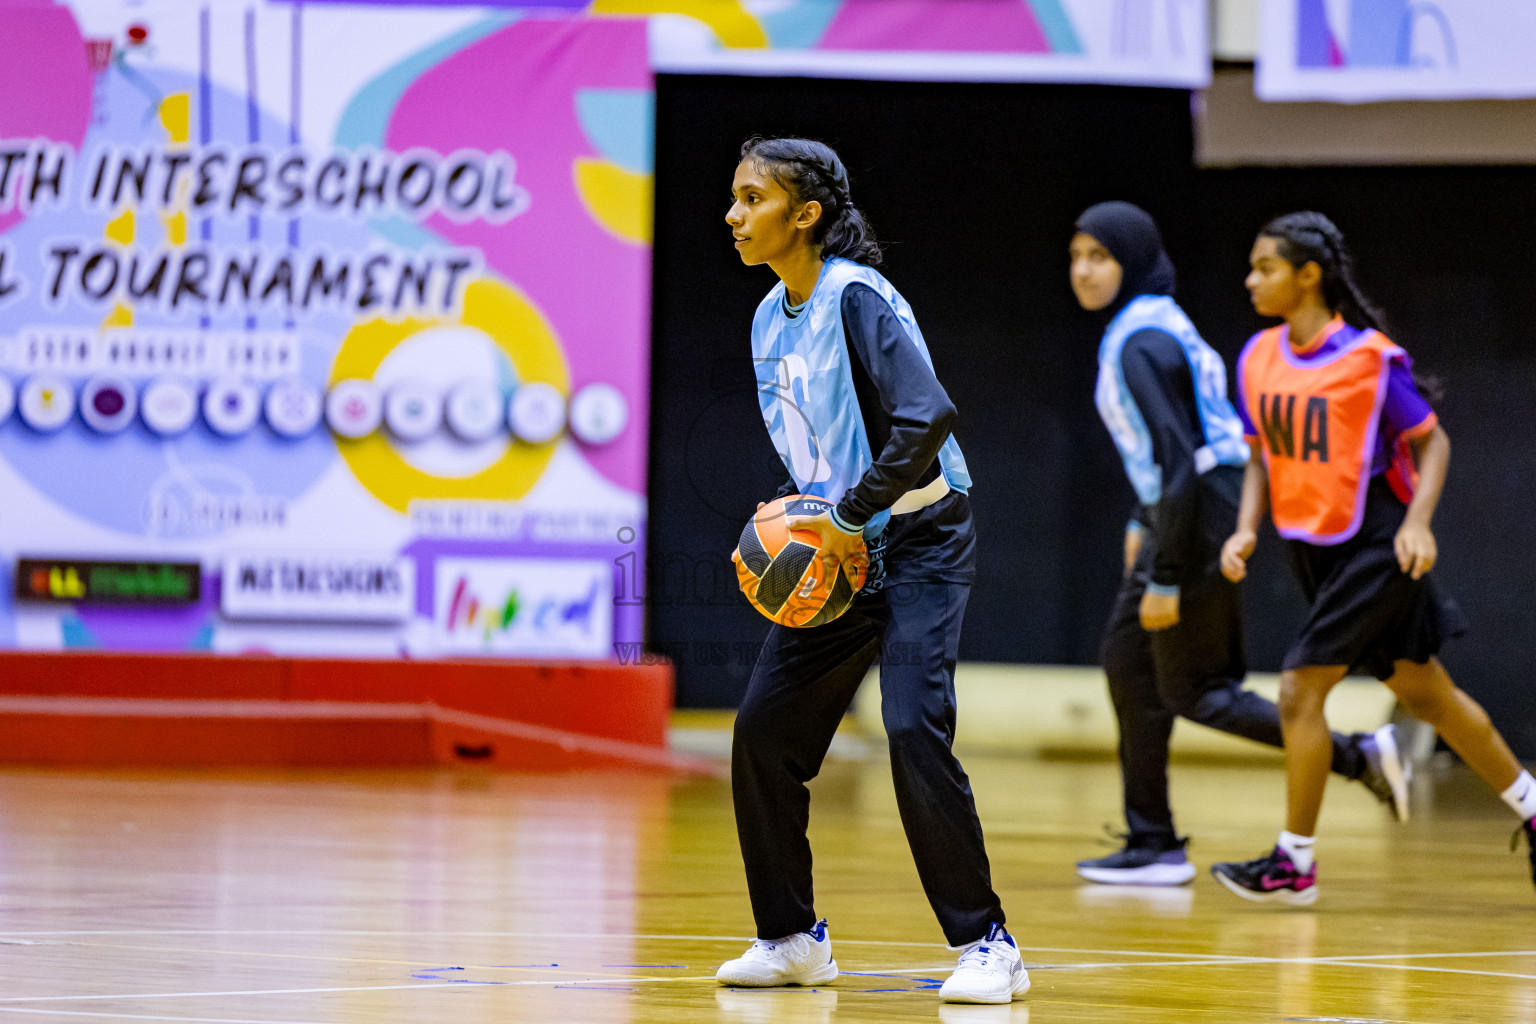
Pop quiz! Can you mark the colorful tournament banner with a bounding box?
[644,0,1211,87]
[1258,0,1536,101]
[0,1,651,659]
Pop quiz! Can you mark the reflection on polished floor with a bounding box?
[0,751,1529,1023]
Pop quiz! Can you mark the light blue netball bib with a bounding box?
[1095,294,1248,506]
[751,257,971,539]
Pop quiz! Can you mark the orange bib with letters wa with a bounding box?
[1239,322,1404,545]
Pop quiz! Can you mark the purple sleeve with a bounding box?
[1234,347,1257,436]
[1380,356,1436,443]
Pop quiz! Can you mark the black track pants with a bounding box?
[732,580,1004,946]
[1103,546,1367,843]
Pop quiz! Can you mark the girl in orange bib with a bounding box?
[1211,212,1536,904]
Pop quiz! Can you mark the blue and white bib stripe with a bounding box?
[1094,294,1248,506]
[752,257,971,539]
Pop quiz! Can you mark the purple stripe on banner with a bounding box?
[245,6,260,331]
[1296,0,1342,67]
[266,0,587,6]
[287,1,301,324]
[199,6,213,330]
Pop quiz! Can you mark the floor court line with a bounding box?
[8,955,1528,1010]
[0,985,490,1005]
[5,929,1284,965]
[0,929,1470,963]
[849,957,1536,980]
[0,1011,339,1024]
[10,929,1529,967]
[51,939,590,975]
[10,933,1534,985]
[1321,962,1536,981]
[1307,950,1536,961]
[29,932,1536,972]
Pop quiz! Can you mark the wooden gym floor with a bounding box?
[0,745,1530,1023]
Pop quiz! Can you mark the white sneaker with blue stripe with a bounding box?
[716,919,838,987]
[939,923,1030,1004]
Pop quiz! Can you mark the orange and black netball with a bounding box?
[733,495,868,628]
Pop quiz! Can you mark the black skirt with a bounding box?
[1283,476,1468,680]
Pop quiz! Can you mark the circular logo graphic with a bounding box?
[203,378,261,437]
[79,374,138,434]
[508,382,566,445]
[140,377,199,436]
[328,279,567,513]
[568,382,629,446]
[384,380,442,443]
[0,375,15,427]
[18,374,75,433]
[444,379,504,443]
[326,379,383,439]
[264,377,324,438]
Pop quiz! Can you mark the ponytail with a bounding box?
[740,136,883,266]
[1257,211,1384,332]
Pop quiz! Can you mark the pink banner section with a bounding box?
[388,18,652,494]
[821,0,1052,54]
[0,5,92,236]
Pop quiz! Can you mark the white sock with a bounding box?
[1501,770,1536,821]
[1278,830,1316,874]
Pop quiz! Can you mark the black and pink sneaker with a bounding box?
[1210,847,1318,906]
[1513,818,1536,891]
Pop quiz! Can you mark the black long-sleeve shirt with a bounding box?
[1119,327,1206,587]
[775,283,957,530]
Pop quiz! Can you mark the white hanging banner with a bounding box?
[648,0,1210,89]
[1258,0,1536,102]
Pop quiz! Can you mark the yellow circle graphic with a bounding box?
[330,277,570,513]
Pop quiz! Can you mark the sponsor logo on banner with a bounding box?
[384,381,442,442]
[434,557,611,658]
[507,382,566,444]
[202,377,261,436]
[80,374,137,434]
[326,379,383,438]
[16,558,201,605]
[568,382,628,445]
[221,554,416,622]
[140,377,199,436]
[18,374,74,432]
[263,377,324,438]
[445,380,504,442]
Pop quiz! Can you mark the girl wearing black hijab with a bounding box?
[1069,202,1405,885]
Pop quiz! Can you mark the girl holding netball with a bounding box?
[1213,211,1536,904]
[716,137,1026,1004]
[1069,202,1408,888]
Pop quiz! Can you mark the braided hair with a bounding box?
[1260,211,1443,401]
[740,136,883,266]
[1257,211,1384,332]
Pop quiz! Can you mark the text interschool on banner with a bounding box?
[0,141,530,224]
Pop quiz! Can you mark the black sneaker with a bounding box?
[1210,846,1318,906]
[1512,818,1536,890]
[1356,724,1411,822]
[1077,832,1195,887]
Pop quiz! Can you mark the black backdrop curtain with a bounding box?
[647,74,1536,758]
